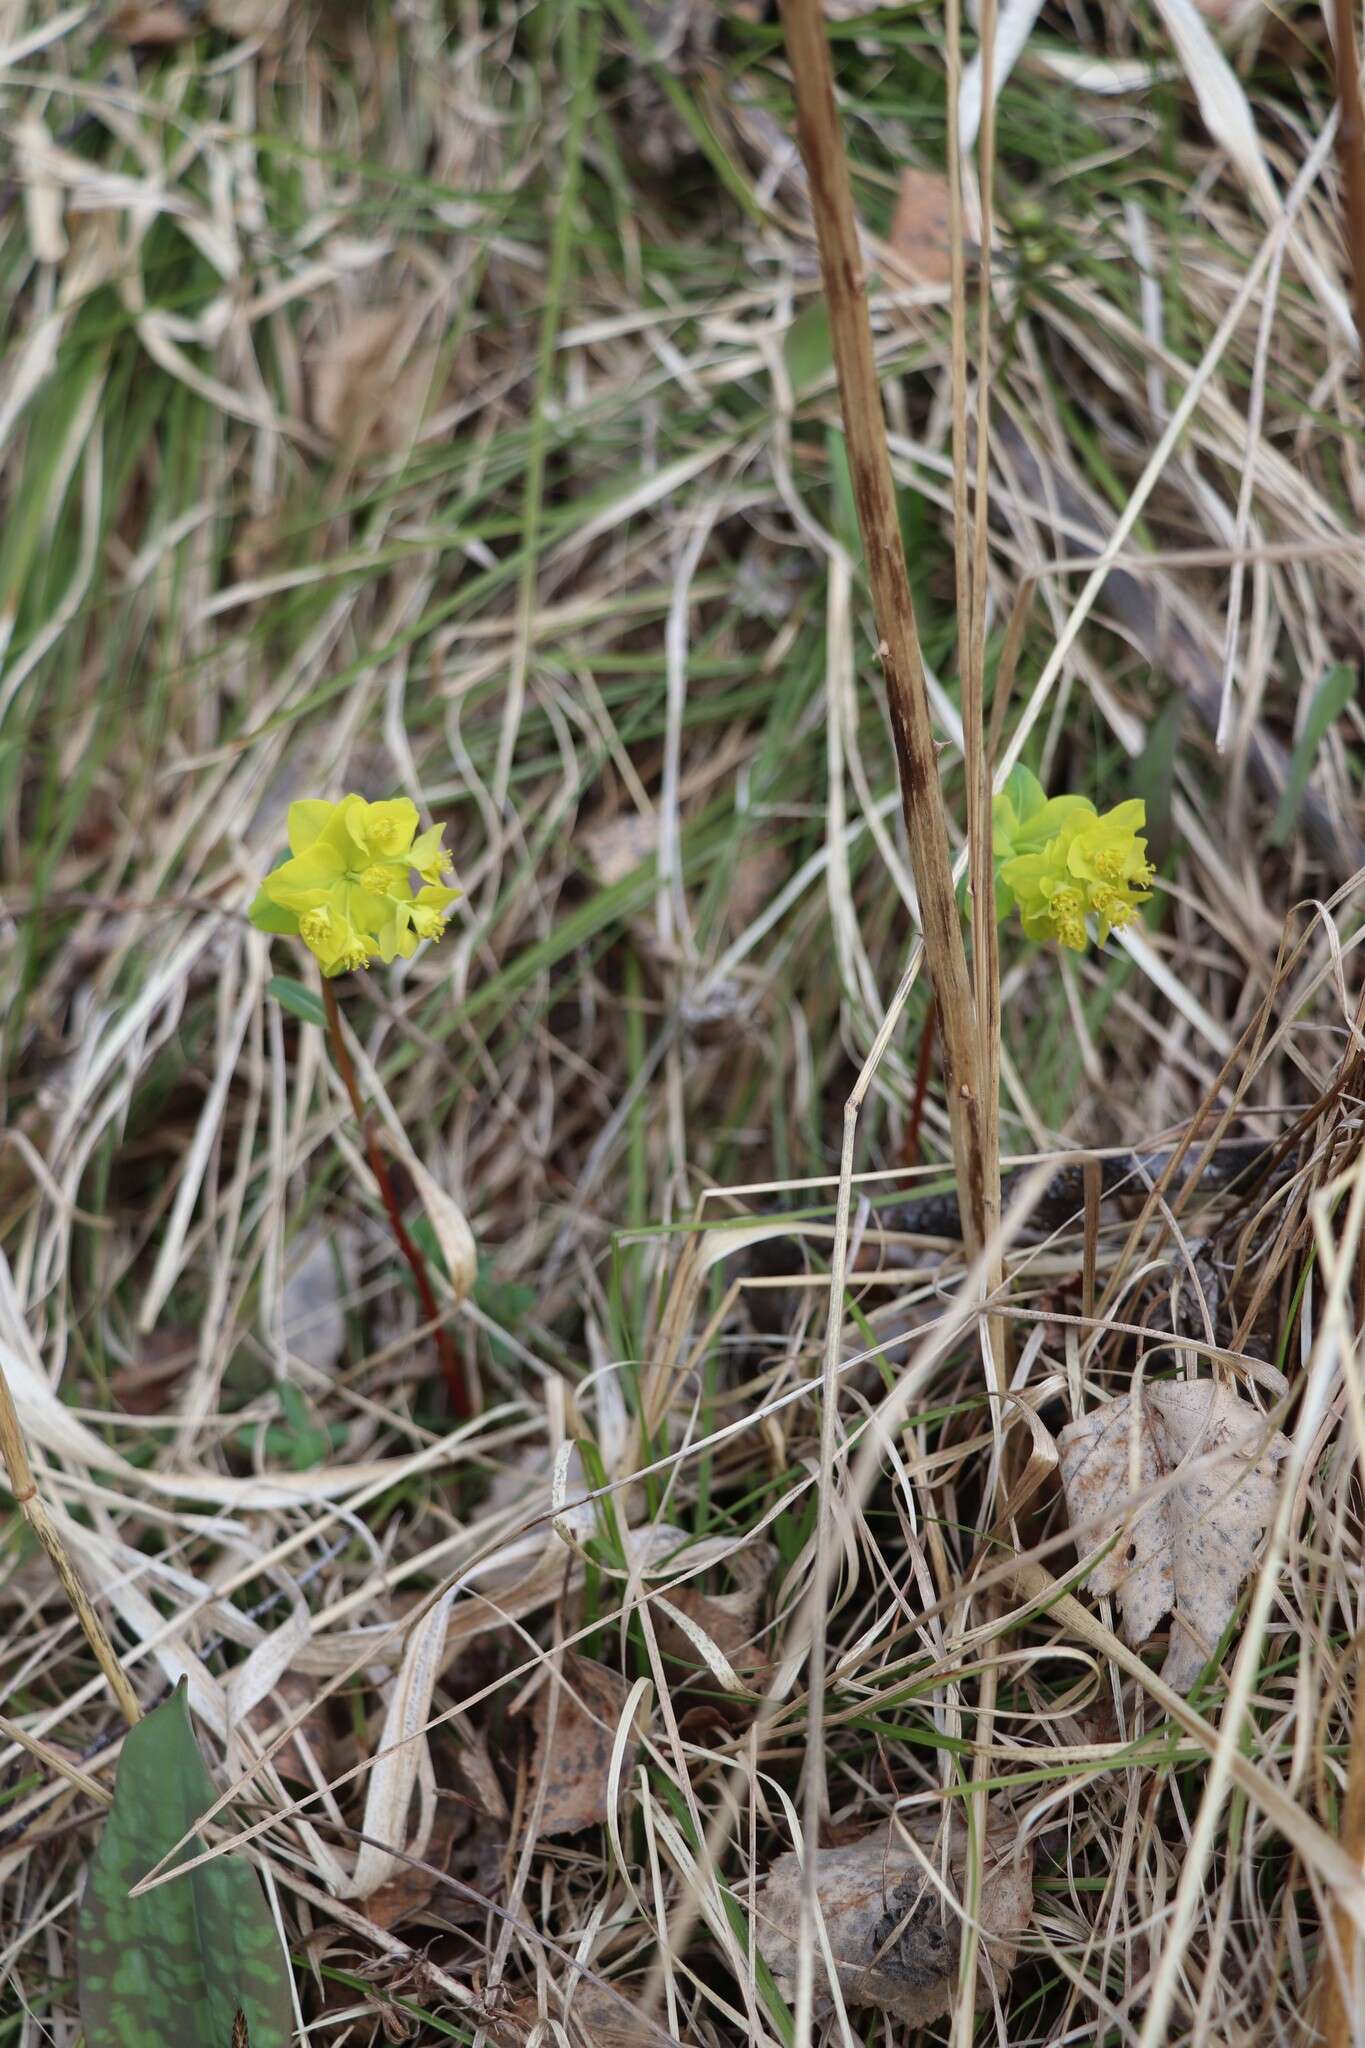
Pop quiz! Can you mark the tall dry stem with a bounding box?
[778,0,989,1261]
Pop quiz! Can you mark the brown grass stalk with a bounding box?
[777,0,988,1261]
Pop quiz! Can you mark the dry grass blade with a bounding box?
[0,1360,140,1728]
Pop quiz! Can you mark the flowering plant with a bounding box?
[249,791,469,1414]
[249,795,458,976]
[993,767,1153,951]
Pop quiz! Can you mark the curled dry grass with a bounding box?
[1,2,1364,2044]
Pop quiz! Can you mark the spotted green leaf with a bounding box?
[78,1681,293,2048]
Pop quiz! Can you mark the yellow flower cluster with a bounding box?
[993,769,1153,952]
[250,795,458,976]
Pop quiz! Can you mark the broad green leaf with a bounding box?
[267,975,326,1027]
[1135,695,1182,871]
[233,1384,341,1471]
[1003,764,1048,825]
[78,1682,294,2048]
[1268,662,1355,848]
[784,302,832,396]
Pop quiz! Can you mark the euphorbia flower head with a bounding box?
[250,794,458,976]
[993,769,1153,952]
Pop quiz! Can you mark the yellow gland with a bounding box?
[298,907,337,950]
[1088,884,1135,930]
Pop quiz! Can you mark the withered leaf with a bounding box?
[112,3,194,41]
[564,1980,669,2046]
[653,1543,774,1695]
[580,811,659,889]
[1058,1377,1289,1694]
[526,1657,639,1838]
[757,1807,1032,2024]
[242,1668,336,1786]
[311,305,441,457]
[886,167,954,286]
[360,1806,459,1933]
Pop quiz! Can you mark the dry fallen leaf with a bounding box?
[311,305,441,457]
[242,1668,338,1786]
[526,1657,639,1838]
[112,1325,195,1415]
[653,1543,774,1695]
[564,1980,667,2047]
[758,1807,1032,2024]
[111,3,193,41]
[886,167,953,286]
[580,811,659,889]
[407,1155,477,1308]
[361,1805,460,1933]
[1058,1376,1289,1694]
[207,0,288,32]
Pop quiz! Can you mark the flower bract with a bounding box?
[993,769,1153,951]
[250,794,458,976]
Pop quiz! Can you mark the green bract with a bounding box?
[993,768,1153,952]
[249,794,458,977]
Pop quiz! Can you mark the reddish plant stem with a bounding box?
[322,980,469,1417]
[1331,0,1365,376]
[901,1005,937,1166]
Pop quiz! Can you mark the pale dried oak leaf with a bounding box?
[1058,1377,1289,1694]
[758,1807,1032,2024]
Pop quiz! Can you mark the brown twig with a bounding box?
[1330,0,1365,375]
[778,0,987,1260]
[0,1363,141,1727]
[321,980,469,1416]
